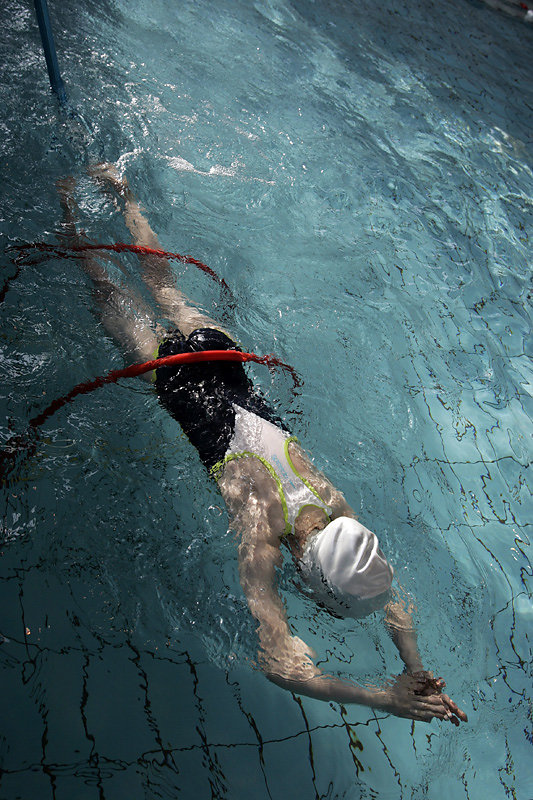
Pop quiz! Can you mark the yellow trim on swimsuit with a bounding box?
[211,435,331,537]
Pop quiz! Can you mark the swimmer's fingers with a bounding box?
[441,693,468,724]
[413,694,450,721]
[414,692,468,726]
[383,676,467,724]
[411,672,446,696]
[422,676,446,695]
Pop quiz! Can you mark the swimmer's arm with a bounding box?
[384,591,425,673]
[286,441,356,518]
[237,514,340,688]
[237,516,295,657]
[238,523,454,721]
[268,671,458,721]
[238,535,384,705]
[383,591,468,724]
[266,641,466,722]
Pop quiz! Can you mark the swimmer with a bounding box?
[56,165,468,726]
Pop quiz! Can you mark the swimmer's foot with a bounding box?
[88,162,131,199]
[89,162,162,255]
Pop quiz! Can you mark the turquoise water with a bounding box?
[1,0,531,797]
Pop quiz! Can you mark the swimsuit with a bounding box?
[155,328,331,534]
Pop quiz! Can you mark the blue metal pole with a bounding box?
[33,0,67,106]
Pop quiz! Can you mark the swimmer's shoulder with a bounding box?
[217,455,287,536]
[286,440,357,520]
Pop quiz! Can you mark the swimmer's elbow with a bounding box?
[262,654,333,699]
[260,650,320,692]
[265,668,318,695]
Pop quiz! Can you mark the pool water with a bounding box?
[1,0,531,797]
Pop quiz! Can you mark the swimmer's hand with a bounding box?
[380,673,468,724]
[408,669,468,724]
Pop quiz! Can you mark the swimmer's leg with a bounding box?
[89,163,230,338]
[57,178,160,371]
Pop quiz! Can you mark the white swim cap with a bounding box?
[301,517,393,607]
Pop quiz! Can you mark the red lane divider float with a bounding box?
[1,350,301,484]
[1,242,301,482]
[29,349,302,430]
[10,241,232,294]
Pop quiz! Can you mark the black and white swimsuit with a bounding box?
[155,328,331,535]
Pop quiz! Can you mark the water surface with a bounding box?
[0,0,531,797]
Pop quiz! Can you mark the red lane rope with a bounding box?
[1,245,300,482]
[10,242,231,294]
[1,350,301,484]
[28,349,301,430]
